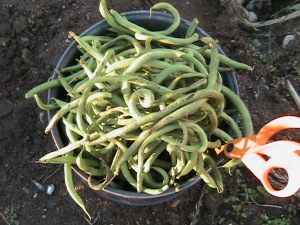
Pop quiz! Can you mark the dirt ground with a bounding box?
[1,0,300,224]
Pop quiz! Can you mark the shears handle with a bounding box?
[255,116,300,145]
[223,116,300,197]
[241,141,300,197]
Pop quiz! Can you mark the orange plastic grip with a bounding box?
[242,140,300,197]
[255,116,300,145]
[223,116,300,197]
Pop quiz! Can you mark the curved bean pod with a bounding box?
[110,10,199,46]
[121,162,170,194]
[99,0,134,35]
[64,159,91,219]
[203,153,224,192]
[128,88,154,119]
[33,94,59,110]
[76,149,106,176]
[221,85,253,136]
[150,2,180,35]
[45,98,81,134]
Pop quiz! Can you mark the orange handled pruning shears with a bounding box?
[220,116,300,197]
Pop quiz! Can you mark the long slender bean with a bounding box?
[203,153,224,192]
[99,0,134,35]
[150,2,180,35]
[39,140,84,161]
[33,94,59,110]
[221,85,253,136]
[110,9,199,46]
[64,156,91,219]
[201,37,219,89]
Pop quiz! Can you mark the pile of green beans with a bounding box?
[25,0,253,217]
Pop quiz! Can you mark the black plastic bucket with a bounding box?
[48,11,239,206]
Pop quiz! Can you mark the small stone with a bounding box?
[218,218,226,224]
[42,215,47,219]
[46,184,55,195]
[20,37,30,47]
[263,85,270,91]
[282,35,296,48]
[252,39,262,48]
[0,37,10,46]
[253,92,259,99]
[39,111,47,124]
[32,180,46,191]
[33,192,38,198]
[0,98,13,118]
[171,199,181,208]
[248,11,258,22]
